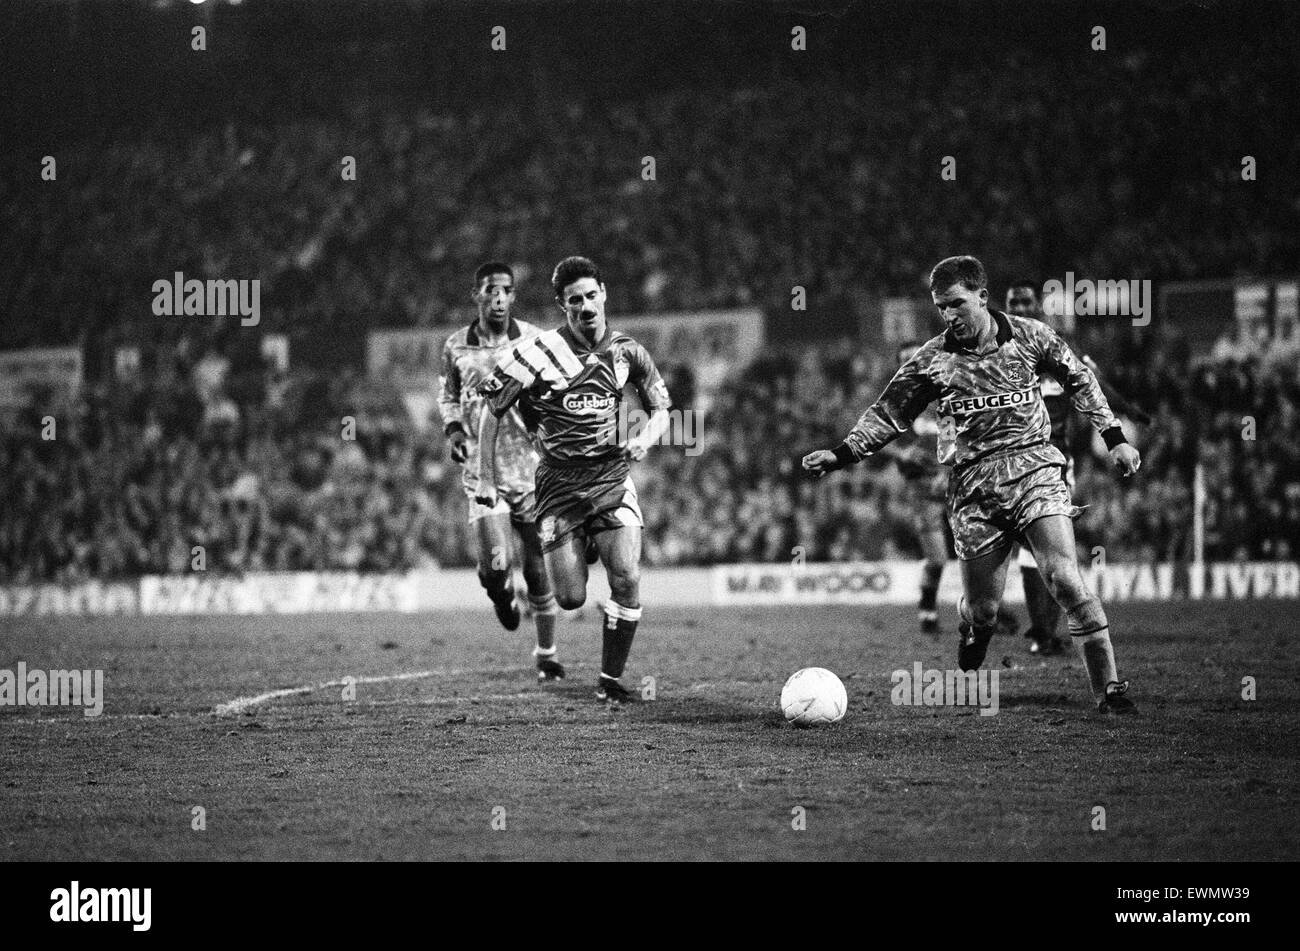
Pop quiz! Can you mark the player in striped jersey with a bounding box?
[1004,279,1152,657]
[437,263,563,681]
[476,257,672,705]
[804,256,1139,714]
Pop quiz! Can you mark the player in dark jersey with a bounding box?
[475,257,672,705]
[1004,279,1152,657]
[804,256,1140,714]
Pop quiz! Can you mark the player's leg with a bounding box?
[994,545,1022,637]
[1022,514,1135,713]
[1016,543,1066,655]
[515,517,563,680]
[956,541,1015,671]
[592,523,642,703]
[916,516,947,635]
[543,530,589,611]
[473,509,520,630]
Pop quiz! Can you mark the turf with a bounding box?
[1,600,1296,861]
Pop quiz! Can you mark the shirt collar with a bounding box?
[942,309,1012,353]
[466,316,522,347]
[560,322,611,354]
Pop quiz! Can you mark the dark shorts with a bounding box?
[534,456,643,554]
[947,445,1079,561]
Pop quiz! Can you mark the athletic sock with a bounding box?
[479,570,513,605]
[528,592,558,652]
[919,562,943,612]
[600,601,642,680]
[1067,600,1118,700]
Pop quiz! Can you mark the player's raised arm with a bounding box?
[437,336,468,463]
[624,341,672,461]
[802,352,939,477]
[1029,322,1141,477]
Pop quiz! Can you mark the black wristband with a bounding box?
[444,421,466,439]
[1101,426,1128,450]
[832,443,857,469]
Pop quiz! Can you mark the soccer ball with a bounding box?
[780,667,848,726]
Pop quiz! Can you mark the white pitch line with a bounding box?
[212,667,518,717]
[362,693,540,707]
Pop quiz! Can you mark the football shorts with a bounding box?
[463,483,536,525]
[534,456,643,553]
[947,444,1079,561]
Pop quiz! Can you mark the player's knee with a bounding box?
[1040,561,1085,604]
[968,596,1001,627]
[554,589,586,611]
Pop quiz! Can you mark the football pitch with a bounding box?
[2,601,1296,861]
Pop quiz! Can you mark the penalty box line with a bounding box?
[213,667,521,717]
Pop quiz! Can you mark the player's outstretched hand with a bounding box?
[623,439,648,462]
[1111,443,1141,478]
[447,430,469,464]
[801,449,838,478]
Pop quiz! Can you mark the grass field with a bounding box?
[1,600,1297,861]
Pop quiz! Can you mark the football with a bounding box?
[780,667,848,726]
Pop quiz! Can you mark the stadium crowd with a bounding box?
[2,326,1296,583]
[3,5,1297,582]
[4,28,1297,360]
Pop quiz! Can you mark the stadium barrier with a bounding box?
[1,562,1297,617]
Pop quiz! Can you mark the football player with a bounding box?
[476,257,672,705]
[1005,279,1152,656]
[437,262,563,681]
[804,256,1139,714]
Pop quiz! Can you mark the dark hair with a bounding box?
[1006,278,1040,298]
[928,255,987,293]
[552,256,601,298]
[474,262,514,288]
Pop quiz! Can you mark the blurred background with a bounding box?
[1,0,1298,583]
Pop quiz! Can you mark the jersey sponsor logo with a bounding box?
[562,392,616,414]
[941,388,1036,416]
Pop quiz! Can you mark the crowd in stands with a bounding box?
[2,324,1295,583]
[4,27,1297,360]
[3,7,1297,581]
